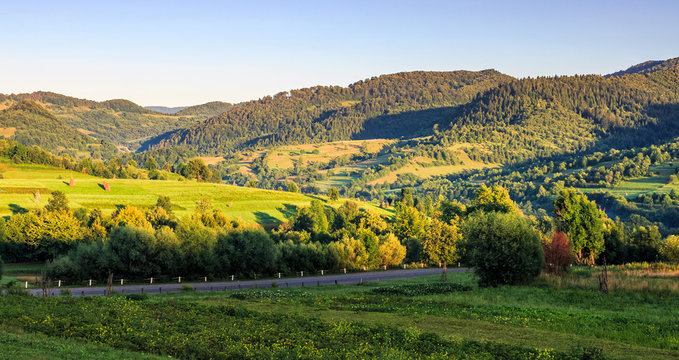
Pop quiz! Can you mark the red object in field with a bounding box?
[102,181,111,192]
[69,175,74,187]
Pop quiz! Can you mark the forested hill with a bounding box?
[175,101,234,117]
[427,63,679,163]
[0,92,209,151]
[147,70,514,153]
[607,56,679,77]
[0,100,118,159]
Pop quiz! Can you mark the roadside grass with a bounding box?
[0,329,165,360]
[175,270,679,359]
[2,269,679,359]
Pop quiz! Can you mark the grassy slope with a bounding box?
[0,161,390,222]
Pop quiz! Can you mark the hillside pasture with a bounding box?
[0,161,388,223]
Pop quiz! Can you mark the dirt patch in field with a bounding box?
[77,128,95,136]
[0,127,16,138]
[199,156,225,166]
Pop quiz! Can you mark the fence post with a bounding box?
[343,268,347,274]
[278,273,281,279]
[58,280,61,288]
[25,281,28,289]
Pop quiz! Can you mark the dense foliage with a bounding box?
[463,212,544,286]
[0,101,118,159]
[151,70,513,153]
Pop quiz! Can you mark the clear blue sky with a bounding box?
[1,0,677,106]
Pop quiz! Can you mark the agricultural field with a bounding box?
[0,161,389,223]
[1,269,678,359]
[264,139,393,170]
[579,162,679,199]
[368,152,497,185]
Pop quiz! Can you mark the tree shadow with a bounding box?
[353,106,460,140]
[98,183,106,190]
[254,211,279,225]
[9,203,28,215]
[280,203,297,218]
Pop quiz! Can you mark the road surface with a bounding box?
[27,267,467,297]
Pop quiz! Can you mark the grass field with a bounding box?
[0,161,390,223]
[1,268,677,359]
[579,162,679,199]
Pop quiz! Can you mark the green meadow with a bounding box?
[0,161,390,223]
[2,269,678,359]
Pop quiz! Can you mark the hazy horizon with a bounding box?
[1,0,678,107]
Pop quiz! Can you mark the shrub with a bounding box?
[660,235,679,263]
[543,231,572,274]
[371,282,471,296]
[4,281,29,296]
[0,254,3,281]
[180,284,194,292]
[463,212,544,287]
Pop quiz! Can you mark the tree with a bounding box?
[111,206,152,229]
[422,218,461,280]
[470,185,518,214]
[660,235,679,263]
[553,189,605,264]
[543,231,572,274]
[215,229,278,278]
[156,195,173,214]
[463,211,543,287]
[45,191,69,212]
[287,181,299,193]
[399,188,414,207]
[629,225,661,262]
[393,204,425,242]
[328,236,367,270]
[145,156,159,171]
[327,187,340,201]
[105,226,159,278]
[378,233,406,267]
[0,254,3,281]
[183,158,211,181]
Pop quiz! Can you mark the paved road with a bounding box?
[28,268,467,297]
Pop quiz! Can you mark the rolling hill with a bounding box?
[0,101,118,159]
[0,92,216,151]
[147,70,514,153]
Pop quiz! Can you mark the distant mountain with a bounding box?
[148,70,514,153]
[145,106,187,114]
[0,92,208,151]
[176,101,234,117]
[0,100,118,159]
[607,56,679,77]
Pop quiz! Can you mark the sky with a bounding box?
[0,0,678,106]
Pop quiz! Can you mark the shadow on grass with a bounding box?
[254,211,280,225]
[9,203,27,215]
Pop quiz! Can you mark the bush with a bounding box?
[543,231,572,274]
[660,235,679,263]
[4,281,29,296]
[180,284,194,292]
[371,282,471,296]
[463,212,544,287]
[0,254,3,281]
